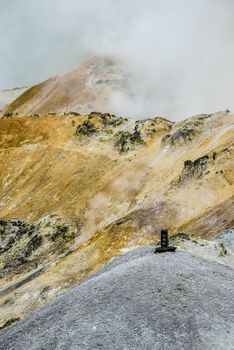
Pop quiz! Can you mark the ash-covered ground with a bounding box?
[1,247,233,350]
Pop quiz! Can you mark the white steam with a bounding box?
[0,0,234,119]
[112,171,145,193]
[73,193,112,247]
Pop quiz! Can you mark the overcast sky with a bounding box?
[0,0,234,119]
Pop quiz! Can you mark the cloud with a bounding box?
[0,0,234,119]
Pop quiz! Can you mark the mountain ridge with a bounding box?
[2,57,130,116]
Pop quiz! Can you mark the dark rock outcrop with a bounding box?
[181,155,209,182]
[76,113,125,138]
[115,126,145,153]
[88,112,124,127]
[0,216,76,277]
[76,120,97,136]
[0,219,29,254]
[162,127,196,147]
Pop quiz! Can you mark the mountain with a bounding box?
[1,247,234,350]
[0,87,28,111]
[0,109,233,327]
[2,57,130,116]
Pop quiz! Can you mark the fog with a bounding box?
[0,0,234,119]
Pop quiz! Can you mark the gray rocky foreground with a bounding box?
[0,247,234,350]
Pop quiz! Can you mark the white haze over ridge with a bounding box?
[0,0,233,119]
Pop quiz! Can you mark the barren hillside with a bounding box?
[2,57,130,116]
[0,109,233,326]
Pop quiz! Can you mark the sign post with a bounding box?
[154,229,176,253]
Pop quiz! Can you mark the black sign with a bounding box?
[154,229,177,253]
[161,229,169,248]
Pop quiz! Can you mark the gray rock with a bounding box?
[161,127,196,146]
[181,155,209,182]
[217,229,234,253]
[0,248,234,350]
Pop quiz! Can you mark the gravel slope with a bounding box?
[1,248,234,350]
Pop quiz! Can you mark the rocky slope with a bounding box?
[1,248,234,350]
[0,110,233,326]
[2,57,130,116]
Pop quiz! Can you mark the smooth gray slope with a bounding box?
[0,248,234,350]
